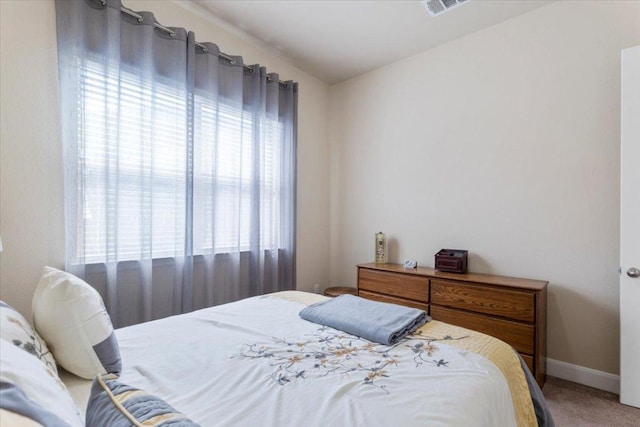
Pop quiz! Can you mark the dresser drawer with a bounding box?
[359,269,429,303]
[358,290,429,311]
[430,306,534,355]
[431,279,535,322]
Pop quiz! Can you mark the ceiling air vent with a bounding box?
[421,0,469,17]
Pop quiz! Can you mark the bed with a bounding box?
[62,292,552,426]
[53,290,551,427]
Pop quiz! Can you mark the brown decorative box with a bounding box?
[434,249,468,273]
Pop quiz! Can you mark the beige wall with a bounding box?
[0,0,331,318]
[329,0,640,375]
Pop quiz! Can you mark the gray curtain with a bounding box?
[56,0,297,327]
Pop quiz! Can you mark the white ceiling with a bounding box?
[191,0,555,84]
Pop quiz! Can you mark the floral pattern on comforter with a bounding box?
[234,326,469,394]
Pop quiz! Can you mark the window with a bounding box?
[56,0,297,326]
[193,95,284,255]
[77,59,284,264]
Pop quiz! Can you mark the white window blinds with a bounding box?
[77,59,283,264]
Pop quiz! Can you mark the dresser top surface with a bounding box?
[358,263,548,291]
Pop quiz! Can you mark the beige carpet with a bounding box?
[542,376,640,426]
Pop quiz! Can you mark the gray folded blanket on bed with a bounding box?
[299,294,430,345]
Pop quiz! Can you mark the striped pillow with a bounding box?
[86,374,200,427]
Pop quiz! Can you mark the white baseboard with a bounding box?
[547,358,620,394]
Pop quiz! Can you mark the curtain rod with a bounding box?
[101,2,288,86]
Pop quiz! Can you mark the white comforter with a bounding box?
[113,293,517,426]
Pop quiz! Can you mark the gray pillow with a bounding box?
[86,374,201,427]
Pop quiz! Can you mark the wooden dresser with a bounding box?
[357,263,548,387]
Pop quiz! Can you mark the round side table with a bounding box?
[323,286,357,298]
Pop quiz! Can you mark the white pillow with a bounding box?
[0,301,57,376]
[32,267,121,380]
[0,338,83,427]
